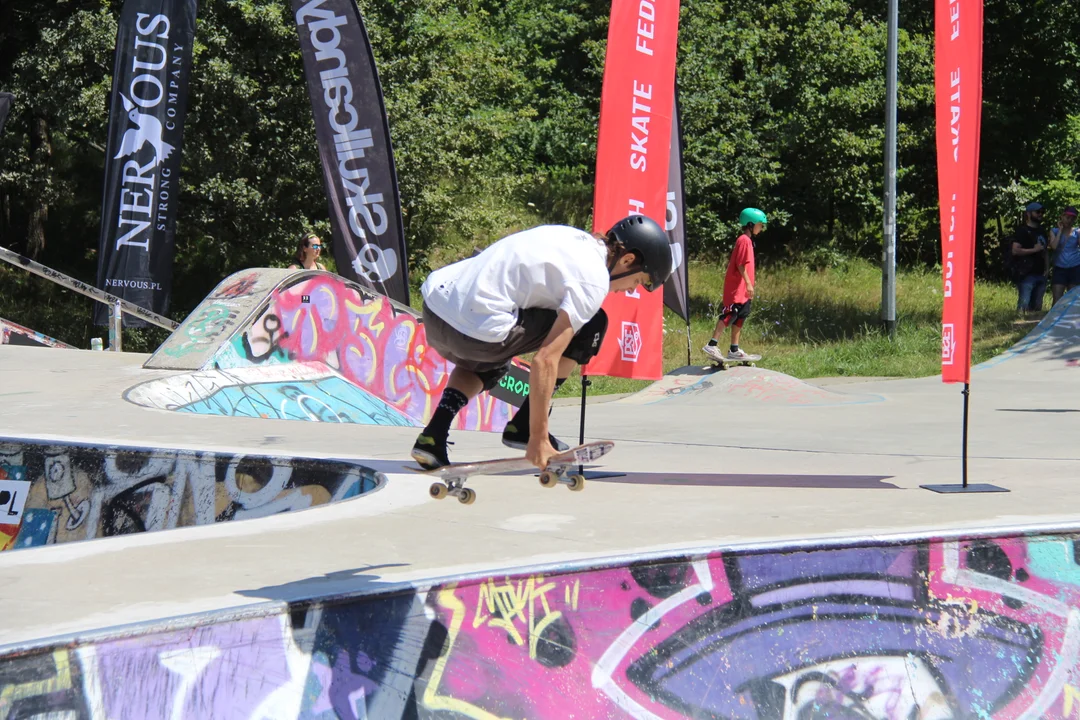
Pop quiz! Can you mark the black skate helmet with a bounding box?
[606,215,674,290]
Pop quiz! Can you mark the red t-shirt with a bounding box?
[723,234,755,305]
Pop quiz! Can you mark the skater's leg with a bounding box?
[709,313,731,342]
[445,366,484,398]
[428,367,483,437]
[503,373,569,451]
[726,301,753,356]
[503,313,606,452]
[704,308,734,361]
[730,321,743,350]
[412,367,483,469]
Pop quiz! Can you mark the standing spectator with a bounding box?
[289,231,327,271]
[703,208,767,362]
[1011,202,1048,314]
[1049,207,1080,306]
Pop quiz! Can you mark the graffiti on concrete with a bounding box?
[0,437,382,551]
[148,270,286,370]
[212,274,514,431]
[161,302,242,359]
[137,270,519,430]
[126,363,417,426]
[10,532,1080,717]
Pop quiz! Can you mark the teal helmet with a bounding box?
[739,208,768,227]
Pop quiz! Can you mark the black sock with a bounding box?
[508,378,565,431]
[423,388,468,441]
[730,345,739,353]
[707,339,718,347]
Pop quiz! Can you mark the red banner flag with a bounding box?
[583,0,681,380]
[935,0,983,384]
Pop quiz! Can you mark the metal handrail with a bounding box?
[0,245,178,351]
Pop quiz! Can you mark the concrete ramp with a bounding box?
[0,317,72,349]
[977,288,1080,374]
[3,528,1079,718]
[623,365,883,407]
[133,269,519,432]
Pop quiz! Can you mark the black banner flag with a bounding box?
[95,0,197,326]
[663,99,690,322]
[293,0,409,305]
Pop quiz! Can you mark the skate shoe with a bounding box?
[501,423,570,453]
[726,349,753,361]
[412,433,452,470]
[703,344,725,362]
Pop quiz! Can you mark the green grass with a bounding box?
[554,258,1033,399]
[4,255,1032,396]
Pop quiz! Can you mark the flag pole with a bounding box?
[921,381,1006,493]
[575,373,623,480]
[961,382,970,487]
[578,375,588,458]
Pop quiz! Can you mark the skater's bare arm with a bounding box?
[527,311,575,467]
[738,264,754,298]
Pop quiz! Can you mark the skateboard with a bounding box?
[705,352,761,370]
[406,441,614,505]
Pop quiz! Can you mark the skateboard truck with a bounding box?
[428,466,587,504]
[429,478,476,505]
[538,468,587,492]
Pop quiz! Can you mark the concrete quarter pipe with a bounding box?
[4,530,1080,719]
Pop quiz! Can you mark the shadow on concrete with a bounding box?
[998,408,1080,413]
[585,472,900,489]
[236,563,411,604]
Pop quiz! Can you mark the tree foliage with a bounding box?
[1,0,1078,338]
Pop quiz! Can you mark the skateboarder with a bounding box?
[412,216,677,471]
[704,208,767,363]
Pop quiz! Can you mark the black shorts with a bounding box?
[719,299,752,322]
[421,303,608,391]
[1052,265,1080,287]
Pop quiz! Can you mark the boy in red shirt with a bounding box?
[704,208,767,362]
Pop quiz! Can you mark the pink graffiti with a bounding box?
[427,557,735,718]
[262,276,512,431]
[426,539,1080,719]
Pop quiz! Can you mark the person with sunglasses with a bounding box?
[412,216,677,471]
[289,231,327,271]
[1049,206,1080,306]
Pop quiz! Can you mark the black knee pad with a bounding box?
[475,364,511,392]
[563,309,608,365]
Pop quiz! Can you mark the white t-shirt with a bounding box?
[421,225,610,342]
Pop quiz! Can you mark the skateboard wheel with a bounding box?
[568,474,586,492]
[429,483,448,500]
[458,488,476,505]
[539,471,559,489]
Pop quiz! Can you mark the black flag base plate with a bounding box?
[920,483,1010,494]
[577,470,625,480]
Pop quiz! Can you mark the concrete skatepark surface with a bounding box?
[2,272,1080,718]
